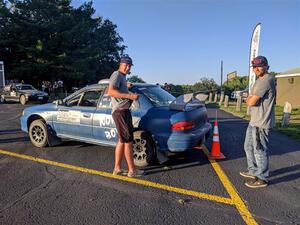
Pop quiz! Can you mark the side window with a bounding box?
[98,89,140,110]
[66,94,82,107]
[79,90,102,107]
[99,94,112,108]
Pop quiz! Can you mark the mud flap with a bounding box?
[157,150,169,164]
[47,125,62,147]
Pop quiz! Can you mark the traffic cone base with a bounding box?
[208,152,226,160]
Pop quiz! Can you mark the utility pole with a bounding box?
[0,61,5,88]
[220,60,223,91]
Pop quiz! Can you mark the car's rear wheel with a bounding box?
[29,119,48,148]
[20,95,27,105]
[133,131,156,167]
[0,95,5,103]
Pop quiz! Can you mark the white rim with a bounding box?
[133,138,147,163]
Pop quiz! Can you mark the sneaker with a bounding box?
[239,171,256,179]
[127,169,145,178]
[112,169,128,176]
[245,178,268,188]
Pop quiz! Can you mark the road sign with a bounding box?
[227,71,237,81]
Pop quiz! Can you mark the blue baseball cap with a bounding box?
[120,55,133,65]
[251,56,269,67]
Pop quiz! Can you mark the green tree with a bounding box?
[223,76,248,92]
[0,0,125,89]
[127,75,145,83]
[192,77,219,92]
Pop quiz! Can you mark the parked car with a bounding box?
[0,83,49,105]
[20,80,211,166]
[231,89,248,102]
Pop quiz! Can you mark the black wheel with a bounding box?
[29,119,48,147]
[20,95,27,105]
[133,131,156,167]
[0,95,5,103]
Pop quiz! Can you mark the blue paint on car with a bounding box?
[21,80,211,166]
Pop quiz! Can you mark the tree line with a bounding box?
[0,0,278,94]
[0,0,125,89]
[128,75,249,97]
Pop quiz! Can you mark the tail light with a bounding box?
[171,121,195,131]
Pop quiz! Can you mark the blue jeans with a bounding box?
[244,125,270,181]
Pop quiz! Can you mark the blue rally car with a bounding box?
[20,79,211,166]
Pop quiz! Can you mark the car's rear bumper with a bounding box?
[155,122,212,152]
[27,95,49,102]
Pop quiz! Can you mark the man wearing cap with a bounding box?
[240,56,276,188]
[108,55,145,178]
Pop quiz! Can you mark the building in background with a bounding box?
[276,68,300,107]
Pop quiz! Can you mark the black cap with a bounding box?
[120,54,133,65]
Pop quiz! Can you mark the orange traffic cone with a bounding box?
[208,120,226,160]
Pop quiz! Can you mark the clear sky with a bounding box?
[72,0,300,85]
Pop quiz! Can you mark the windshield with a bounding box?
[16,85,35,90]
[139,86,175,106]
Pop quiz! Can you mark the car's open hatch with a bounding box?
[169,92,208,111]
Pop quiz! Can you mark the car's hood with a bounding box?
[24,103,55,113]
[19,90,47,95]
[169,93,208,111]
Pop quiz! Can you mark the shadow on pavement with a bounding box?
[0,129,22,135]
[269,164,300,185]
[0,136,29,143]
[144,149,209,175]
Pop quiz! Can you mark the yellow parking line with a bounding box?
[202,146,258,225]
[0,149,233,205]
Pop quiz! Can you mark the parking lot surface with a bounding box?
[0,103,299,225]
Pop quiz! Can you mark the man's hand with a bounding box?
[127,82,133,89]
[128,93,139,101]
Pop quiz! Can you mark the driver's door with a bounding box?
[53,93,82,137]
[53,89,103,139]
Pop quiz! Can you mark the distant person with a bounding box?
[163,82,171,92]
[53,81,59,99]
[57,79,64,92]
[240,56,276,188]
[107,55,145,178]
[42,81,46,92]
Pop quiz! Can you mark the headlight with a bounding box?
[22,110,26,116]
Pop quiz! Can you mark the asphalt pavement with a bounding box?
[0,102,299,225]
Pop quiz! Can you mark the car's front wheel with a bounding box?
[29,119,48,148]
[20,95,27,105]
[133,131,156,167]
[0,95,5,103]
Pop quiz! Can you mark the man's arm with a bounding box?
[107,85,138,101]
[246,95,260,106]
